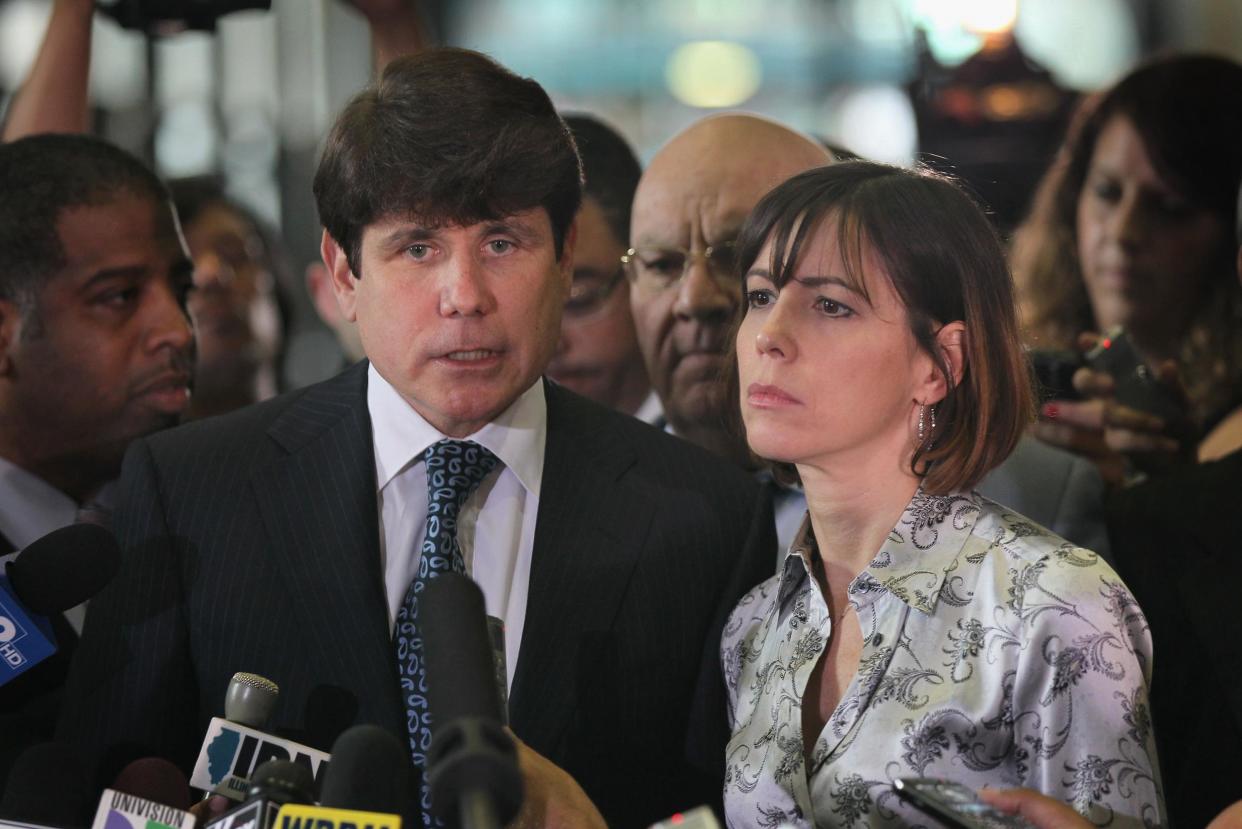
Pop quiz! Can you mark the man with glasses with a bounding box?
[626,116,830,553]
[628,114,832,465]
[547,115,658,421]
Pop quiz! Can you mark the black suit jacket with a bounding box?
[1107,449,1242,829]
[58,362,776,827]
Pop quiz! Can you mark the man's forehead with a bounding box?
[56,196,186,275]
[631,162,786,243]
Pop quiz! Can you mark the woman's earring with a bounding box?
[917,404,926,443]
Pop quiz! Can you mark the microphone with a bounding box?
[90,759,195,829]
[203,760,315,829]
[189,673,331,801]
[273,731,408,829]
[319,726,410,816]
[421,574,522,829]
[225,672,280,727]
[111,757,193,811]
[6,524,120,614]
[0,525,120,687]
[0,742,93,828]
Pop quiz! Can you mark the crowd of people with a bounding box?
[2,2,1241,828]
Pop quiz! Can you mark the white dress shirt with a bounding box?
[0,457,114,633]
[633,390,664,426]
[368,365,545,692]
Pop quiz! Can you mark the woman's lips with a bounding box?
[747,383,800,407]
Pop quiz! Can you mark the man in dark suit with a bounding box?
[0,134,195,790]
[60,49,775,828]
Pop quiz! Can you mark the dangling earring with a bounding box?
[917,404,926,443]
[930,405,937,435]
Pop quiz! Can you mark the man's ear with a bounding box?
[320,229,359,323]
[0,299,23,377]
[557,217,579,290]
[918,320,967,405]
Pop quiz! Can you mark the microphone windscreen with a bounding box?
[111,757,193,811]
[248,760,315,805]
[224,672,280,727]
[320,725,410,815]
[420,573,504,728]
[6,524,121,613]
[0,742,92,827]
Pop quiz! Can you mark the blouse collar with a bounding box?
[778,488,983,617]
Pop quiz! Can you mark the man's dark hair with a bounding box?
[0,134,169,312]
[314,48,583,277]
[563,114,641,245]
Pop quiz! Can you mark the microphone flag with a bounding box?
[0,574,56,686]
[190,718,331,801]
[273,803,401,829]
[89,790,194,829]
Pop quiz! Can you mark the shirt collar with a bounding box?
[367,364,547,497]
[633,390,664,426]
[776,489,983,617]
[0,456,77,551]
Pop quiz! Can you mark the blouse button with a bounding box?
[872,633,884,646]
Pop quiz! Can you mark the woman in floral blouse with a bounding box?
[722,162,1162,828]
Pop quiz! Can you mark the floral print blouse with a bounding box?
[721,490,1163,828]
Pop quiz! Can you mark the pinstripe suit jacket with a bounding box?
[58,361,776,827]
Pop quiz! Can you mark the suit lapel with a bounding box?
[249,363,403,725]
[508,382,655,752]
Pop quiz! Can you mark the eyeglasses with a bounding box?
[563,264,626,320]
[621,242,739,291]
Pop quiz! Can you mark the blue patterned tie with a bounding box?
[394,439,499,826]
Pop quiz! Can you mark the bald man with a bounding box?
[628,115,831,461]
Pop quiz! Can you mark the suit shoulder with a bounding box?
[140,363,366,466]
[552,386,759,495]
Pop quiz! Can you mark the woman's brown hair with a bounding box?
[732,161,1035,494]
[1011,54,1242,431]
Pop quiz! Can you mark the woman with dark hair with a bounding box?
[722,163,1162,826]
[169,177,290,420]
[1012,55,1242,480]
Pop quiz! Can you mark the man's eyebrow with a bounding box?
[480,219,540,243]
[376,225,441,249]
[77,265,149,292]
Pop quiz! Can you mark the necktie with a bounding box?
[394,439,499,826]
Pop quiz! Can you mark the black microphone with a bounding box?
[203,760,315,829]
[89,758,196,829]
[319,725,410,815]
[112,757,194,811]
[0,742,93,827]
[1,525,120,687]
[6,524,121,614]
[421,573,522,829]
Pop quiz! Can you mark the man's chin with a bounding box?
[667,384,728,430]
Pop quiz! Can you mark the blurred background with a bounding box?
[2,0,1239,383]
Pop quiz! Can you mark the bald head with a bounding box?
[634,115,830,246]
[628,114,829,457]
